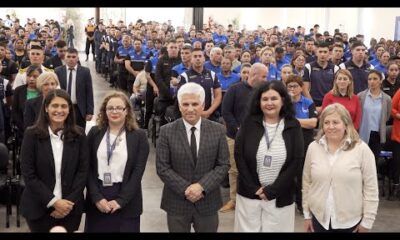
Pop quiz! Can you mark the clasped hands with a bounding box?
[95,199,121,214]
[185,183,204,203]
[50,199,74,219]
[255,187,268,201]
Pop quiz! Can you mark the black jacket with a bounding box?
[155,55,181,100]
[23,95,43,129]
[20,127,89,220]
[85,126,149,218]
[12,84,28,131]
[234,115,304,208]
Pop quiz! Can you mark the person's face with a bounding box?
[335,73,351,91]
[0,46,5,59]
[191,50,205,68]
[221,58,232,72]
[280,67,293,82]
[189,30,196,38]
[122,36,131,48]
[52,28,59,36]
[106,97,127,126]
[368,72,382,90]
[270,35,278,43]
[193,41,202,49]
[352,46,366,62]
[260,89,283,119]
[275,52,284,61]
[332,47,344,60]
[57,46,67,59]
[176,38,184,49]
[27,70,40,89]
[240,66,250,81]
[376,47,385,57]
[286,81,302,98]
[316,47,329,62]
[205,43,214,52]
[179,93,204,125]
[251,67,268,86]
[261,50,273,64]
[133,40,142,52]
[323,112,346,143]
[224,48,235,60]
[298,37,304,45]
[388,64,399,79]
[211,50,222,64]
[167,42,179,58]
[29,49,44,65]
[293,55,305,69]
[46,96,69,127]
[241,52,251,63]
[41,79,58,96]
[180,49,192,63]
[380,52,390,65]
[15,40,25,50]
[46,38,54,47]
[147,40,154,48]
[65,52,78,67]
[5,49,11,60]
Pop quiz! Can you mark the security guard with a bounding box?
[0,42,18,82]
[85,18,96,61]
[13,45,53,90]
[114,34,134,92]
[125,38,149,95]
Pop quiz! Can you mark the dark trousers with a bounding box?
[118,73,129,93]
[312,215,359,232]
[391,141,400,184]
[26,213,81,232]
[368,131,381,163]
[167,213,218,232]
[85,38,95,56]
[157,99,174,126]
[73,105,86,130]
[144,85,155,129]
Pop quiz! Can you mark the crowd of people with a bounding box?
[0,14,400,233]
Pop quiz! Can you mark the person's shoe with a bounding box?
[219,200,235,213]
[85,55,89,61]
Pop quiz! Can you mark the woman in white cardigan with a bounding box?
[302,103,379,232]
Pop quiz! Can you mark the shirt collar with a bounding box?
[318,135,352,152]
[48,126,63,140]
[367,89,383,99]
[182,118,202,133]
[66,65,78,71]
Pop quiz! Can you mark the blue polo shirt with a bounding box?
[233,65,241,74]
[276,58,290,71]
[172,63,190,77]
[284,53,294,63]
[374,63,387,75]
[294,95,317,119]
[126,50,148,71]
[339,60,374,94]
[216,72,240,91]
[204,61,221,74]
[266,64,279,81]
[213,33,228,46]
[178,68,221,111]
[304,61,339,106]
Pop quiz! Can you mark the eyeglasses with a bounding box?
[106,106,126,113]
[287,84,300,89]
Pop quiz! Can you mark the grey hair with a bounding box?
[210,47,222,56]
[177,82,205,106]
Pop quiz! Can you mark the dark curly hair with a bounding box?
[248,80,295,119]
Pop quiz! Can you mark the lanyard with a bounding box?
[263,120,280,150]
[106,127,125,166]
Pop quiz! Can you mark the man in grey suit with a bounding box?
[156,82,229,232]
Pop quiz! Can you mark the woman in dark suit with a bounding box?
[85,91,149,232]
[234,80,304,232]
[20,89,89,232]
[12,65,41,132]
[23,72,59,129]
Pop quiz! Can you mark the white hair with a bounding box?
[177,82,205,106]
[210,47,222,56]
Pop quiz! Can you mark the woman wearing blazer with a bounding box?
[23,72,60,129]
[85,91,149,232]
[20,89,89,232]
[358,70,392,162]
[12,65,41,135]
[234,80,304,232]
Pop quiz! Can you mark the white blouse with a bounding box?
[97,131,128,183]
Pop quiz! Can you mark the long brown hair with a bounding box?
[96,91,139,131]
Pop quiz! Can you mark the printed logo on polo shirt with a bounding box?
[347,67,354,70]
[302,107,309,113]
[312,67,320,71]
[189,75,196,79]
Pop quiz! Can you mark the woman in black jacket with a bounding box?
[234,80,304,232]
[85,91,149,232]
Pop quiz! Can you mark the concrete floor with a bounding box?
[1,54,400,232]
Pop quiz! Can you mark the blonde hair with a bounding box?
[96,91,139,131]
[332,69,354,98]
[315,103,360,151]
[36,72,60,93]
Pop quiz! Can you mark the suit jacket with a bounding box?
[23,95,43,130]
[156,118,230,216]
[44,55,63,70]
[55,65,94,118]
[234,115,304,208]
[12,84,28,131]
[19,127,89,220]
[85,126,149,218]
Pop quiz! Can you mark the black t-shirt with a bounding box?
[382,79,400,99]
[1,58,18,80]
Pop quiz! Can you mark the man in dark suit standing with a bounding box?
[55,48,94,130]
[156,82,229,232]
